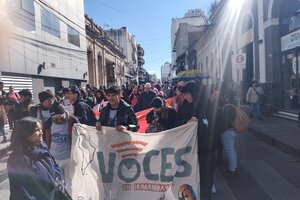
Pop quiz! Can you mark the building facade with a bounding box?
[174,23,207,73]
[85,15,126,87]
[0,0,88,102]
[171,9,208,68]
[161,62,172,82]
[137,44,146,84]
[194,0,300,109]
[106,27,138,84]
[279,1,300,109]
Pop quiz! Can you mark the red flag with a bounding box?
[135,98,173,133]
[136,108,152,133]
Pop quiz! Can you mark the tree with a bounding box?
[209,0,220,20]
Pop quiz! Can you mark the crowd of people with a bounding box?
[0,79,263,200]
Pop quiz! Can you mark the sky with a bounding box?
[84,0,214,79]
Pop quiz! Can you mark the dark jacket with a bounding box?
[15,98,35,120]
[99,99,139,132]
[176,99,196,126]
[73,98,97,126]
[146,107,177,131]
[7,142,65,200]
[177,98,218,152]
[137,90,157,111]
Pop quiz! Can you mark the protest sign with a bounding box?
[66,122,199,200]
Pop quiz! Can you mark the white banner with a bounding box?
[66,122,200,200]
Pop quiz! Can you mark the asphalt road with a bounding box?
[212,132,300,200]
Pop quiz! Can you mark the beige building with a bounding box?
[106,27,138,84]
[85,16,126,87]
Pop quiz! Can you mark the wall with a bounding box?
[2,0,88,81]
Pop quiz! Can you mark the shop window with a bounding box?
[67,25,80,47]
[41,8,60,38]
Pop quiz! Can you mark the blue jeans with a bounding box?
[222,129,237,171]
[250,102,261,119]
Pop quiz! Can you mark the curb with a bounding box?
[248,126,300,159]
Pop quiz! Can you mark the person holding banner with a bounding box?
[96,86,139,132]
[145,97,177,133]
[69,85,97,126]
[46,102,78,170]
[178,81,218,200]
[7,117,71,200]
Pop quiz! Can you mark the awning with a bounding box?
[172,70,210,82]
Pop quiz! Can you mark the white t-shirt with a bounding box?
[108,109,118,127]
[50,120,70,160]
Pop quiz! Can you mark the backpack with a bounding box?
[223,104,249,133]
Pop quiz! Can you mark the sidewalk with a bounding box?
[248,116,300,159]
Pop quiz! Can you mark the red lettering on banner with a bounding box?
[122,184,131,191]
[132,183,171,192]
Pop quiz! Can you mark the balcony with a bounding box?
[137,45,144,56]
[138,57,145,66]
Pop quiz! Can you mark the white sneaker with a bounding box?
[211,184,216,194]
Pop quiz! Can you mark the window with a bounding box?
[7,0,35,32]
[41,8,60,38]
[67,25,80,47]
[241,15,253,33]
[21,0,35,14]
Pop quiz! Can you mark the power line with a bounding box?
[139,37,170,42]
[8,31,87,54]
[9,45,85,70]
[93,0,138,19]
[7,4,89,43]
[34,0,86,32]
[10,36,87,61]
[6,8,126,56]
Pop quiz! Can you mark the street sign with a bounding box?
[232,53,246,70]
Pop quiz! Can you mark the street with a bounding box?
[1,131,299,200]
[212,132,300,200]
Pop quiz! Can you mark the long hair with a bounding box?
[10,117,41,153]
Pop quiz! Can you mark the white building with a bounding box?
[171,9,208,68]
[161,62,172,82]
[0,0,87,102]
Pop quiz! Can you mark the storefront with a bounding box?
[281,28,300,109]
